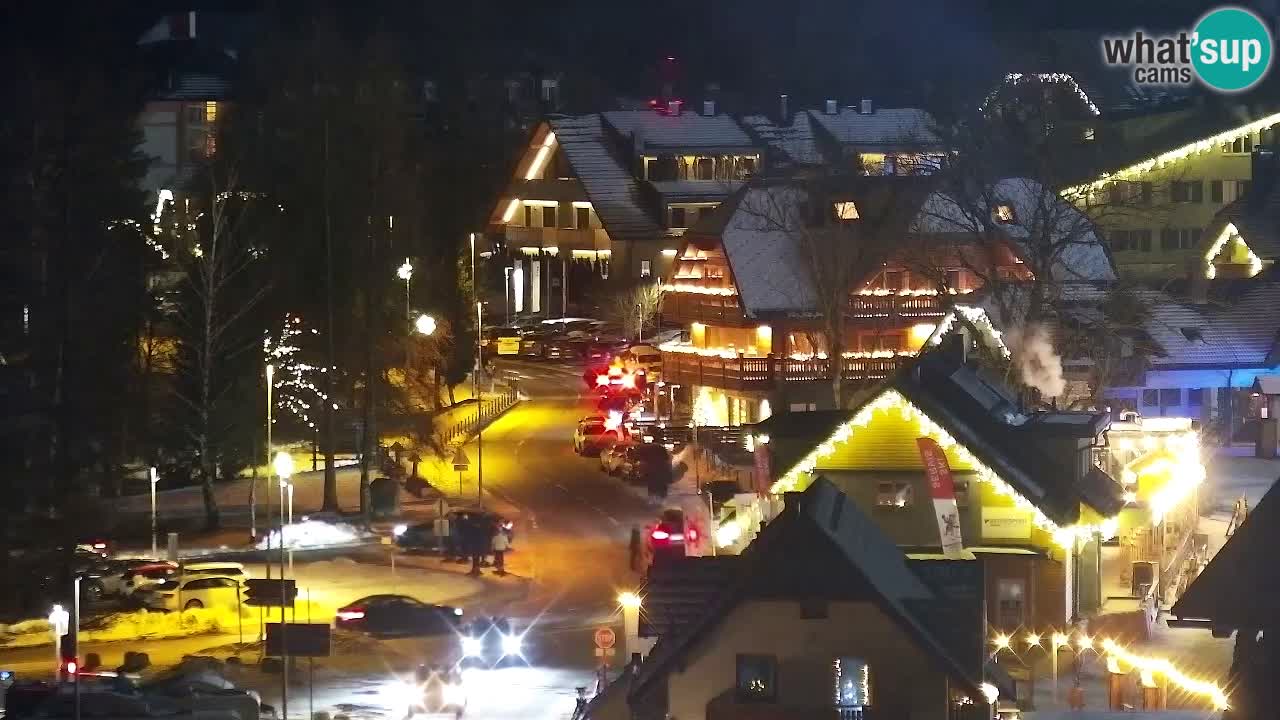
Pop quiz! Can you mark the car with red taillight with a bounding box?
[335,594,463,636]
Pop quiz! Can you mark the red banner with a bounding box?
[917,437,956,500]
[917,437,964,558]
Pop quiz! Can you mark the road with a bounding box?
[0,358,653,720]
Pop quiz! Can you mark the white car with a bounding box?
[140,575,243,612]
[180,561,249,581]
[94,559,166,598]
[121,562,179,596]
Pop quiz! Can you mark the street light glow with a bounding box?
[273,451,294,480]
[414,314,437,336]
[617,591,642,610]
[397,258,413,281]
[992,633,1010,651]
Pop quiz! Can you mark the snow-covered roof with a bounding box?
[1062,283,1280,369]
[601,110,757,151]
[808,107,942,149]
[720,185,818,316]
[912,178,1116,283]
[546,115,661,243]
[740,113,826,166]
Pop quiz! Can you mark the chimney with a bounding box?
[667,99,683,115]
[860,98,874,115]
[779,94,790,122]
[703,99,716,116]
[939,332,968,366]
[825,99,838,115]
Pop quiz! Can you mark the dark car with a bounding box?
[622,443,673,485]
[459,616,526,668]
[335,594,464,636]
[395,510,514,554]
[519,333,550,358]
[541,336,579,361]
[649,508,694,558]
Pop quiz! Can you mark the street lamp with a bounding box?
[414,314,437,336]
[274,451,294,575]
[636,302,643,343]
[263,363,274,568]
[149,467,159,558]
[397,258,413,325]
[503,266,512,326]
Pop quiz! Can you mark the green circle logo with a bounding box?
[1192,6,1273,92]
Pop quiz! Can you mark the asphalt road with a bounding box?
[1,358,653,720]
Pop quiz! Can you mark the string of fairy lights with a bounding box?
[988,630,1229,710]
[263,314,330,430]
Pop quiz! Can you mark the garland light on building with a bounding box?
[769,388,1115,543]
[1069,112,1280,193]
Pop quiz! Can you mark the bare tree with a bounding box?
[736,178,929,406]
[606,282,662,341]
[168,170,268,530]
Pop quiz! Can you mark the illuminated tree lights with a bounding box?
[263,314,330,429]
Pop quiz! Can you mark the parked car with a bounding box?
[519,332,551,358]
[574,419,620,456]
[179,562,248,582]
[122,562,180,596]
[87,558,165,600]
[620,443,672,482]
[599,442,633,475]
[542,335,578,361]
[139,576,242,612]
[335,594,463,636]
[394,508,515,555]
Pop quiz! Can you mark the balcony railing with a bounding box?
[661,291,747,326]
[662,351,907,391]
[501,226,611,251]
[848,293,947,319]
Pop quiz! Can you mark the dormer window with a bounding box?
[993,204,1016,224]
[833,201,859,221]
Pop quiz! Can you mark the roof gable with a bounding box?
[631,477,988,700]
[545,114,662,242]
[763,346,1121,526]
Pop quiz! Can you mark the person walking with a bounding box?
[491,525,510,575]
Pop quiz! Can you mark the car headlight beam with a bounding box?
[461,635,483,657]
[501,633,523,657]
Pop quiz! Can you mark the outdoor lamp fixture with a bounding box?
[414,314,437,336]
[273,451,295,481]
[1052,632,1070,650]
[396,259,413,282]
[617,591,642,610]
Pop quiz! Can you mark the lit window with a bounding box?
[993,204,1016,223]
[1083,127,1095,141]
[876,480,914,508]
[640,260,652,278]
[736,654,777,702]
[205,101,218,123]
[834,657,871,708]
[833,201,859,220]
[996,579,1026,628]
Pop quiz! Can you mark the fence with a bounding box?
[440,388,520,446]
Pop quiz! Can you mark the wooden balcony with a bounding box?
[501,225,611,252]
[848,293,947,319]
[661,291,748,326]
[661,351,907,392]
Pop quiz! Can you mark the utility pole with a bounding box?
[561,256,567,318]
[265,364,273,580]
[471,234,484,508]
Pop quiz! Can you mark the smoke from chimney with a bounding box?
[1005,324,1065,399]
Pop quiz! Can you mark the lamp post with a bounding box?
[149,467,159,558]
[503,266,512,326]
[636,303,643,343]
[397,258,413,326]
[265,363,274,579]
[274,451,294,576]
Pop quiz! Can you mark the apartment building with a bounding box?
[485,103,763,313]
